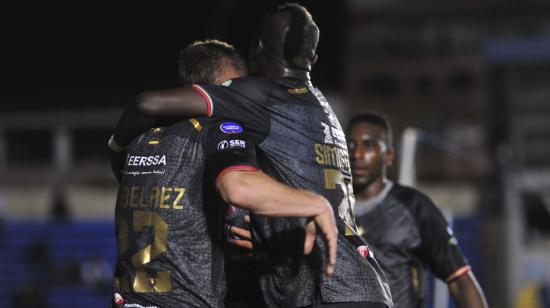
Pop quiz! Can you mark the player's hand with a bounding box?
[304,199,338,276]
[227,215,254,250]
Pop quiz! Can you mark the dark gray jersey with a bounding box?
[113,118,258,308]
[197,77,392,307]
[355,183,470,308]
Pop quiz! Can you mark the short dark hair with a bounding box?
[177,40,247,85]
[347,112,393,146]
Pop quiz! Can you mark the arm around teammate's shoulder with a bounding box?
[448,271,489,308]
[136,86,210,117]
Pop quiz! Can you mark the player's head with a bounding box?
[248,3,319,79]
[178,39,247,86]
[347,112,395,192]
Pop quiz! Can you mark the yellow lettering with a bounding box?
[130,186,140,207]
[172,188,186,209]
[139,187,149,208]
[324,168,344,190]
[160,187,172,209]
[150,187,160,208]
[315,144,325,164]
[120,187,130,208]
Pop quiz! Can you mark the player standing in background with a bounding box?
[347,112,488,308]
[108,40,337,308]
[111,4,392,308]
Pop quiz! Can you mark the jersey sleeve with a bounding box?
[415,193,470,282]
[205,118,259,185]
[193,77,271,143]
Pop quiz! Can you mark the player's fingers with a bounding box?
[231,226,252,240]
[304,221,316,255]
[326,227,337,276]
[316,211,338,276]
[228,239,254,250]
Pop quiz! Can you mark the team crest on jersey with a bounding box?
[222,79,233,87]
[220,122,243,134]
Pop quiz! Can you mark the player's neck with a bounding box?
[261,60,310,82]
[357,177,387,201]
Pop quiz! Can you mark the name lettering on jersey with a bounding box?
[311,87,357,230]
[321,122,333,144]
[321,122,346,149]
[218,139,246,151]
[127,155,167,166]
[118,186,186,210]
[315,143,351,170]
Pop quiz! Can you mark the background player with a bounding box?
[347,112,488,308]
[110,4,392,308]
[109,40,337,308]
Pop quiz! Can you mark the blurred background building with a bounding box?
[1,0,549,307]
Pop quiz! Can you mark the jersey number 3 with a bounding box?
[116,211,172,293]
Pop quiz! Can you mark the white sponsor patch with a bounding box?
[127,155,167,166]
[123,304,159,308]
[218,139,246,151]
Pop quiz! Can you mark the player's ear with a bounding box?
[385,146,395,167]
[249,38,264,62]
[311,53,318,66]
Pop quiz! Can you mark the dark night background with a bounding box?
[1,1,345,111]
[2,1,550,307]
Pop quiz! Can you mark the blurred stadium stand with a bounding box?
[0,221,115,307]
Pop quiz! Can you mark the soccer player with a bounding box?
[347,112,488,308]
[111,4,392,308]
[109,40,337,308]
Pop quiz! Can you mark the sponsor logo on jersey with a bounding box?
[127,155,167,166]
[113,293,125,305]
[218,139,246,151]
[220,122,243,134]
[357,245,369,258]
[222,79,233,87]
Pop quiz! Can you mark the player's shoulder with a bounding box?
[222,76,275,92]
[391,183,441,218]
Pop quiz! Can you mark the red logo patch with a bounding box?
[357,245,369,258]
[114,293,125,305]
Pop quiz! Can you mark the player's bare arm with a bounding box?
[136,87,208,117]
[448,271,489,308]
[217,170,338,275]
[112,87,206,147]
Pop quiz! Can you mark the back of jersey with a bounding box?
[259,79,391,307]
[113,119,224,308]
[197,77,392,307]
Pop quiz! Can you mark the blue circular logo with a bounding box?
[220,122,243,134]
